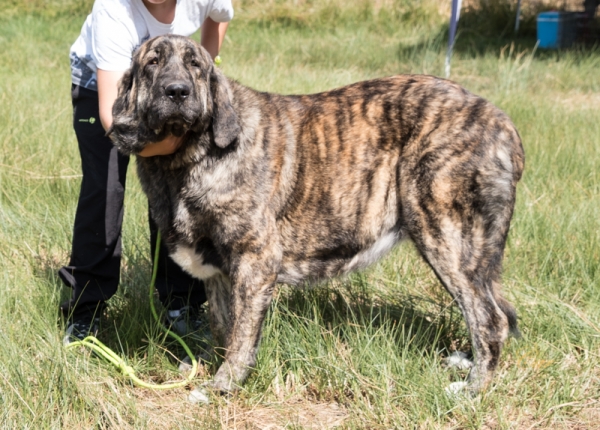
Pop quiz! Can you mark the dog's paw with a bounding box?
[445,381,469,397]
[192,377,238,402]
[178,355,194,373]
[208,373,240,394]
[444,351,473,370]
[188,387,211,404]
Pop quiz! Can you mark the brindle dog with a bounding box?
[109,34,524,394]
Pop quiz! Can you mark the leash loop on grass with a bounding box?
[65,232,199,390]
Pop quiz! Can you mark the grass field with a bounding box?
[0,0,599,428]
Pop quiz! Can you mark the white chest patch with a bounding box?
[170,245,223,280]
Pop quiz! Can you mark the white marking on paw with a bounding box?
[445,381,469,396]
[445,351,474,370]
[188,387,210,404]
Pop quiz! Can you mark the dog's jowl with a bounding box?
[109,35,524,394]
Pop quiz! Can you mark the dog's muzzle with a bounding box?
[165,81,191,104]
[147,80,199,137]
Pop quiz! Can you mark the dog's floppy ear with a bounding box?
[107,47,150,155]
[111,68,136,119]
[210,66,240,148]
[106,66,142,154]
[111,43,146,125]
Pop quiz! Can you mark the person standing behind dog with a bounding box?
[59,0,233,344]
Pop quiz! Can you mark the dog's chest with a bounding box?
[168,202,218,279]
[170,244,223,280]
[172,197,196,240]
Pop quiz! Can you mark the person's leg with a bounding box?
[584,0,599,19]
[149,214,207,310]
[59,85,129,328]
[149,214,210,341]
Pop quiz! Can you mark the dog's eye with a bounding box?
[191,59,200,68]
[148,58,159,66]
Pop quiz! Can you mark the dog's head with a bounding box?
[109,35,240,155]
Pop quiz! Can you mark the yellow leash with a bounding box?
[65,232,199,389]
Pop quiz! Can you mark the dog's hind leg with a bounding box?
[410,222,513,392]
[403,164,519,393]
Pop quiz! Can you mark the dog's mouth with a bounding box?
[148,107,198,139]
[159,117,192,137]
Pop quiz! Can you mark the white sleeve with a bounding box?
[208,0,234,22]
[92,8,136,71]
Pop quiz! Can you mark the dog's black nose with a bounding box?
[165,82,191,103]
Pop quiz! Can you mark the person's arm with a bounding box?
[201,17,229,59]
[97,69,123,132]
[97,69,183,157]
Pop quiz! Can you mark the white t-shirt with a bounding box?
[70,0,233,91]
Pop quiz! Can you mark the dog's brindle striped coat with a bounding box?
[109,35,524,394]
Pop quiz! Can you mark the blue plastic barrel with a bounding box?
[537,11,577,49]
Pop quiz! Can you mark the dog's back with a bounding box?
[247,76,524,290]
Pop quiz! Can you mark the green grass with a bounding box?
[1,1,599,428]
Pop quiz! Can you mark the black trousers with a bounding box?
[59,85,205,316]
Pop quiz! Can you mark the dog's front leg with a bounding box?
[204,273,232,349]
[210,248,280,393]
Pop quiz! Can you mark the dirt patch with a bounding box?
[220,400,347,429]
[128,389,347,429]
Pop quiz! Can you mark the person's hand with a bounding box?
[138,134,184,157]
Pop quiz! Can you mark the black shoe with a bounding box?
[60,300,104,346]
[164,305,211,341]
[165,305,214,363]
[63,317,100,346]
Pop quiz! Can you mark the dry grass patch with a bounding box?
[553,91,600,111]
[122,389,347,429]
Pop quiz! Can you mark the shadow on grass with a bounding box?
[253,275,474,402]
[36,246,470,355]
[273,275,470,359]
[36,247,476,395]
